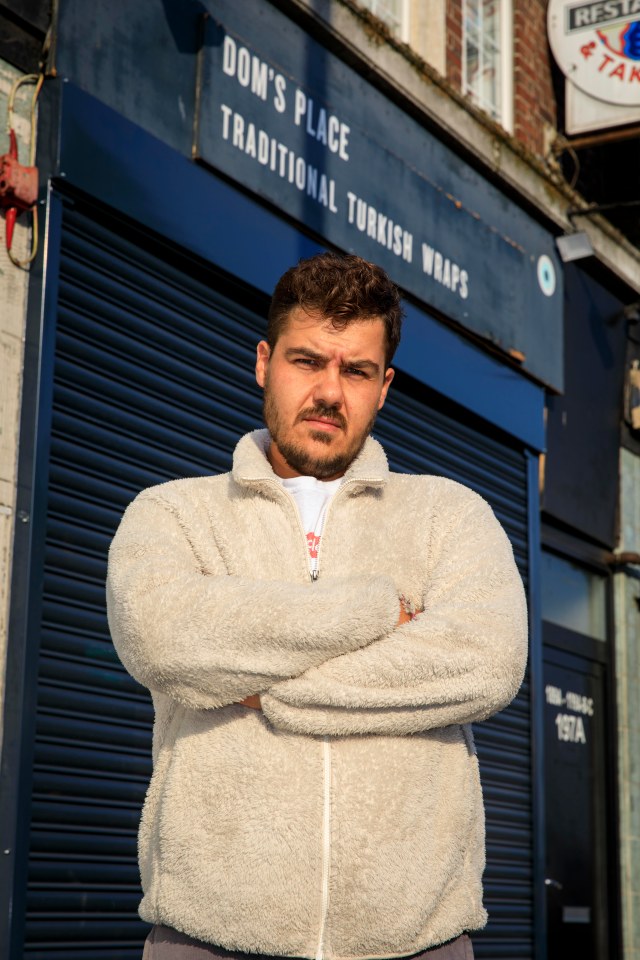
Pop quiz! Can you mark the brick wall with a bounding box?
[513,0,557,153]
[445,0,463,91]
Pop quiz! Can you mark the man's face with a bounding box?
[255,307,394,480]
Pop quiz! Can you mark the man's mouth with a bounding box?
[304,416,343,431]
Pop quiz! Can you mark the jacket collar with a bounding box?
[232,429,389,495]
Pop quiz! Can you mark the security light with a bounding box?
[555,231,594,263]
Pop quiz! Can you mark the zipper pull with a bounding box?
[310,569,319,582]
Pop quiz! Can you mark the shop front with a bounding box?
[0,3,568,957]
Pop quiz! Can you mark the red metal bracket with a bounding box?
[0,129,38,250]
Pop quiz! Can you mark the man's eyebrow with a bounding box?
[284,347,328,361]
[284,346,380,374]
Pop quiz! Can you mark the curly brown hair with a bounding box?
[267,252,403,367]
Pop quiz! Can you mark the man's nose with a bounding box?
[312,364,344,408]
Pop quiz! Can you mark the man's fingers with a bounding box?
[397,598,423,627]
[238,694,262,710]
[397,601,413,627]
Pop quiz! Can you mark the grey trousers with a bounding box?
[142,926,474,960]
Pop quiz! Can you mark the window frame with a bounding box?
[462,0,514,132]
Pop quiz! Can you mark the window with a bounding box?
[358,0,410,43]
[540,551,607,642]
[463,0,513,130]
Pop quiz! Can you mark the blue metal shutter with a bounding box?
[24,199,531,958]
[375,387,532,960]
[25,201,268,959]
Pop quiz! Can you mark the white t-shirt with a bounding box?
[281,476,342,576]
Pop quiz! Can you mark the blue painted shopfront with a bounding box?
[0,3,556,952]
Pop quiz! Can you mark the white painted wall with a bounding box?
[0,59,33,752]
[408,0,446,76]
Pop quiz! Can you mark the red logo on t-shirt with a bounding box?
[307,532,321,559]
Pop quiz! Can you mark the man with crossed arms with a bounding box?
[107,252,528,960]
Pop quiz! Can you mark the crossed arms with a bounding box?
[106,487,528,737]
[238,601,413,710]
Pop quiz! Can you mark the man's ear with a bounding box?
[256,340,271,388]
[377,367,395,410]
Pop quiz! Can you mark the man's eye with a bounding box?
[295,358,318,367]
[345,367,368,378]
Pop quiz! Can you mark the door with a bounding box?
[541,549,612,960]
[543,647,609,960]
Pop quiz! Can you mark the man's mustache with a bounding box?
[295,405,347,430]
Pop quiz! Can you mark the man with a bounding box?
[107,252,528,960]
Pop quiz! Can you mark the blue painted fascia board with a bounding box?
[397,304,545,451]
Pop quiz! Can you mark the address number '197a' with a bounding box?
[555,713,587,744]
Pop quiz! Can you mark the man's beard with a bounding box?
[262,381,377,480]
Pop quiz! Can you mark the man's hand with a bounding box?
[398,597,421,626]
[238,694,262,710]
[397,602,412,627]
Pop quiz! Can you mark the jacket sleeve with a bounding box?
[260,491,528,736]
[106,491,399,710]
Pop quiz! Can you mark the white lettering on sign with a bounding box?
[421,244,469,300]
[215,30,483,305]
[545,684,564,706]
[222,35,288,112]
[566,691,595,715]
[346,191,413,263]
[545,684,594,716]
[555,713,588,743]
[219,105,338,213]
[293,89,350,160]
[547,683,594,745]
[567,0,640,31]
[221,36,351,160]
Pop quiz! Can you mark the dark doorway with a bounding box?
[543,641,609,960]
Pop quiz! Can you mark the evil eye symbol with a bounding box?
[537,255,556,297]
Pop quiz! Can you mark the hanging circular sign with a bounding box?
[537,255,557,297]
[548,0,640,106]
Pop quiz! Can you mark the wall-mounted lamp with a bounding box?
[556,199,640,263]
[555,231,594,262]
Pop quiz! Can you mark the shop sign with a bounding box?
[548,0,640,106]
[196,0,564,389]
[565,76,640,132]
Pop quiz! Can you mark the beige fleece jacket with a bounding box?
[106,430,528,960]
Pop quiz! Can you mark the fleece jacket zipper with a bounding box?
[316,737,332,960]
[309,497,332,582]
[311,479,353,582]
[307,491,341,959]
[271,478,367,957]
